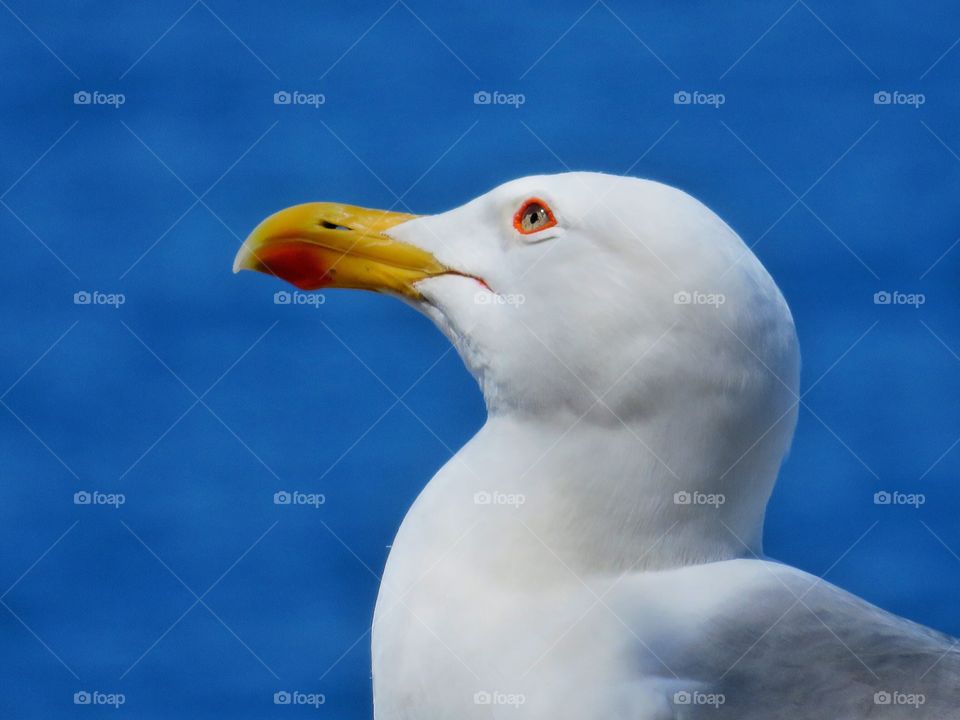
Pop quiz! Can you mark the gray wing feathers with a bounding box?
[651,562,959,718]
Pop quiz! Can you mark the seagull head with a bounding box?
[234,172,800,564]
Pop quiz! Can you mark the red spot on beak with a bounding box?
[256,242,333,291]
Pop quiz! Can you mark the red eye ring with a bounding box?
[513,198,557,235]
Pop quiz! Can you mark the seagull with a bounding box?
[234,173,959,719]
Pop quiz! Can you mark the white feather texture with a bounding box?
[366,173,957,718]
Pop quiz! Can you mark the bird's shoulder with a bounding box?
[601,558,960,718]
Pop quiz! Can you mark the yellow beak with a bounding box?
[232,202,448,298]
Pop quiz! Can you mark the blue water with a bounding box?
[2,1,959,717]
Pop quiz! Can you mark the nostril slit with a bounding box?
[320,220,351,231]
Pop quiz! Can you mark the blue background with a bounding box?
[2,1,960,717]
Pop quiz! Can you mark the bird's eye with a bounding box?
[514,198,557,235]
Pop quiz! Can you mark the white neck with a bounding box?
[388,405,788,591]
